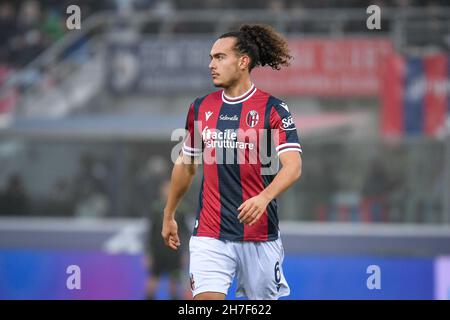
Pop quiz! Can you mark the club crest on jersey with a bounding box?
[246,110,259,127]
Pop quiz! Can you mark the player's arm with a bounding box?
[162,153,198,250]
[238,100,302,225]
[238,151,302,225]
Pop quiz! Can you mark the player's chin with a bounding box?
[212,79,223,87]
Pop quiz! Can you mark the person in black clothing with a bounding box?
[0,173,29,216]
[362,158,391,222]
[145,179,191,300]
[0,2,16,61]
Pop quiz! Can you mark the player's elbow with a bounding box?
[293,161,302,181]
[291,155,302,181]
[280,152,302,181]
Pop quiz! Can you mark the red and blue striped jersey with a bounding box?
[183,84,302,241]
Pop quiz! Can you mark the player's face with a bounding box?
[208,37,242,88]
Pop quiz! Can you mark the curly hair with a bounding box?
[219,24,292,72]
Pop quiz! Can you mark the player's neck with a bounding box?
[223,79,253,98]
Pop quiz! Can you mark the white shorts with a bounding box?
[189,235,290,300]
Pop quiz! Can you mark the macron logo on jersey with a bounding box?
[280,102,290,112]
[205,111,213,121]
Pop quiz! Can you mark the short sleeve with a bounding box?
[269,101,302,156]
[182,101,203,157]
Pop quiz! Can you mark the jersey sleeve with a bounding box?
[182,101,203,157]
[269,100,302,156]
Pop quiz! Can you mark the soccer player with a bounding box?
[162,24,302,300]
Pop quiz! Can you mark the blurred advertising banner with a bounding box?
[381,53,450,137]
[106,37,393,97]
[435,256,450,300]
[0,250,146,299]
[0,249,435,299]
[253,38,393,96]
[105,37,214,94]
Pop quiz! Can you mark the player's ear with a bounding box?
[239,55,250,71]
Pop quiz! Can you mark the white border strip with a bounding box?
[222,85,257,105]
[182,150,202,156]
[278,148,302,156]
[280,221,450,238]
[0,217,146,232]
[0,218,449,238]
[183,144,202,152]
[276,143,301,151]
[223,83,254,101]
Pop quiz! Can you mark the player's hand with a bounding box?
[237,194,271,226]
[161,217,181,250]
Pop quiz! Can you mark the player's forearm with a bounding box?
[260,157,302,202]
[163,157,197,219]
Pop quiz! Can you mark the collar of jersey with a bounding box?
[222,83,257,104]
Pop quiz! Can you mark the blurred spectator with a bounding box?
[268,0,285,12]
[129,155,168,217]
[11,0,45,67]
[395,0,412,7]
[361,158,390,222]
[315,160,339,221]
[423,1,448,48]
[144,179,191,300]
[154,0,175,16]
[0,0,114,69]
[72,153,111,217]
[114,0,137,15]
[41,9,64,43]
[73,153,108,193]
[422,164,444,223]
[0,56,13,84]
[47,177,73,216]
[0,53,16,114]
[0,2,16,61]
[0,173,29,216]
[74,183,109,218]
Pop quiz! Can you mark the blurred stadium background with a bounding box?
[0,0,450,300]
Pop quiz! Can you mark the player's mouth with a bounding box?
[211,73,219,79]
